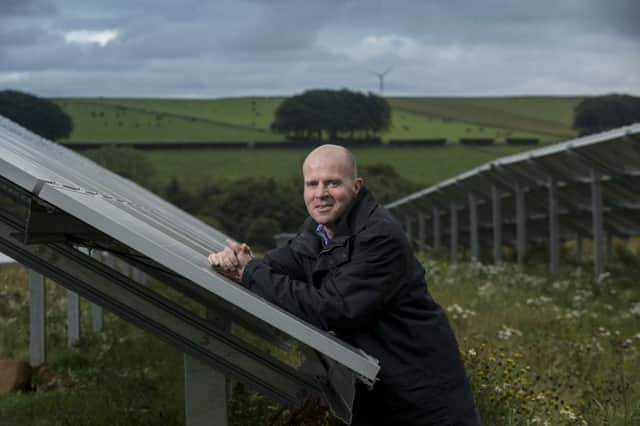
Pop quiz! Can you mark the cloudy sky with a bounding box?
[1,0,639,98]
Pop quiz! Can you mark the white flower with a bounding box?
[631,303,640,317]
[526,296,553,306]
[498,325,522,340]
[559,406,579,421]
[477,282,495,298]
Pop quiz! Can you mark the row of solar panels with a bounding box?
[386,124,640,249]
[0,115,379,424]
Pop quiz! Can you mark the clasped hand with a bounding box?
[208,239,253,283]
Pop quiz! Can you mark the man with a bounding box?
[208,145,480,425]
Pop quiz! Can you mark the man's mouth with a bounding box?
[315,204,333,212]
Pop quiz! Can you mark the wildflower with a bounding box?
[597,271,610,285]
[551,280,570,291]
[498,325,522,340]
[631,302,640,317]
[526,296,553,306]
[477,282,495,298]
[559,406,577,420]
[467,348,477,357]
[446,304,476,320]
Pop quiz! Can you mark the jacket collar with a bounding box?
[293,186,378,257]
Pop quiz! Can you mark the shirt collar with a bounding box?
[315,224,330,246]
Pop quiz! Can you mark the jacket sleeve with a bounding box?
[242,224,410,332]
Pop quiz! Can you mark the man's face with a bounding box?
[303,156,362,231]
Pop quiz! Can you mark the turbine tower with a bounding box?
[370,66,392,95]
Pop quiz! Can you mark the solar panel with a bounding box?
[0,252,14,264]
[387,124,640,248]
[0,115,379,424]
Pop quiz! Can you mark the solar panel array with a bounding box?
[0,115,379,424]
[386,124,640,270]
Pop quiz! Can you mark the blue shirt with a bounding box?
[315,224,330,247]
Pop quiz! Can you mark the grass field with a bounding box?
[53,96,581,144]
[387,96,582,139]
[55,99,280,143]
[143,144,531,187]
[1,252,638,425]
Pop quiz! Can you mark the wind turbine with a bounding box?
[369,66,392,95]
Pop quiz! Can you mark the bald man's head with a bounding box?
[302,144,357,181]
[302,145,363,236]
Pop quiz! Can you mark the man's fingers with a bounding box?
[208,253,220,267]
[225,247,240,267]
[226,239,243,254]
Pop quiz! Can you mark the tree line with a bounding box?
[573,94,640,135]
[271,89,391,141]
[0,90,73,140]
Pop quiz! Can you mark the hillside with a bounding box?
[53,96,582,144]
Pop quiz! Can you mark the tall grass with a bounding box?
[1,250,638,425]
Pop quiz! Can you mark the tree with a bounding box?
[0,90,73,140]
[271,89,391,141]
[573,94,640,135]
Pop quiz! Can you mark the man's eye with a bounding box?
[329,181,340,187]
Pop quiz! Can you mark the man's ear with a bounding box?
[354,177,363,193]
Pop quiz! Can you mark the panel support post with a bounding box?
[184,310,229,426]
[548,176,560,274]
[90,250,104,333]
[433,208,441,252]
[405,215,413,244]
[515,183,526,271]
[29,270,46,367]
[450,202,458,264]
[468,193,479,262]
[67,290,81,348]
[492,185,502,265]
[417,213,426,251]
[591,169,604,281]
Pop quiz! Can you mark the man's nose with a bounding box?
[314,184,329,198]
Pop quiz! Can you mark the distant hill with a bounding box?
[53,96,583,144]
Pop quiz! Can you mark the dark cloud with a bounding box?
[0,0,638,97]
[0,0,56,17]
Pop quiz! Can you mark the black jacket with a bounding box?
[242,187,479,425]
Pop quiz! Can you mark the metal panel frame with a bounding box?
[387,123,640,276]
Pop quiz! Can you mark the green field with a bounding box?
[54,96,582,144]
[1,254,638,425]
[388,96,582,138]
[145,145,531,187]
[55,99,280,143]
